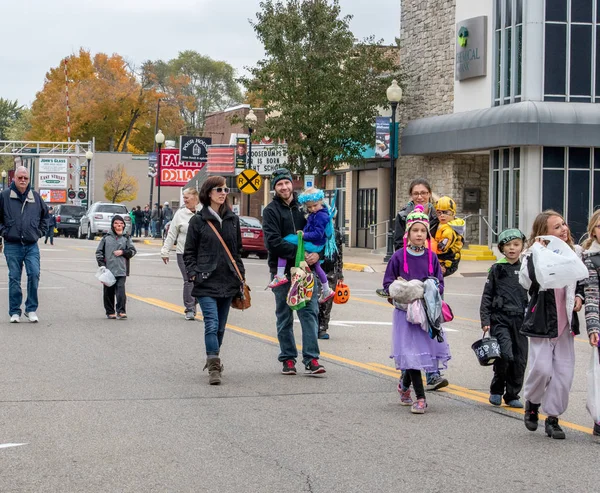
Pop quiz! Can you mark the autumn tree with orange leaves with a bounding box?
[27,49,185,152]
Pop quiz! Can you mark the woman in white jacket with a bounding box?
[519,210,585,439]
[161,188,201,320]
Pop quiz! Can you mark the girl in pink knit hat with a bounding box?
[381,205,451,414]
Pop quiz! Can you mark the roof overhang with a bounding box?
[401,101,600,155]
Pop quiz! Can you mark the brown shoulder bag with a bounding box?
[206,221,251,310]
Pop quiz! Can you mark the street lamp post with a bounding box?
[149,99,161,210]
[245,109,258,216]
[155,130,165,216]
[1,170,6,190]
[384,79,403,263]
[85,150,93,208]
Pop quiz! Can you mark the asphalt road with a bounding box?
[0,238,599,492]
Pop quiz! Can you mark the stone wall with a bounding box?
[399,0,456,121]
[395,153,489,244]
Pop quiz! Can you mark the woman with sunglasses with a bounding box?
[183,176,245,385]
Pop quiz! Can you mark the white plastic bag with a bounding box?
[587,348,600,423]
[95,266,116,287]
[406,299,428,331]
[531,235,588,289]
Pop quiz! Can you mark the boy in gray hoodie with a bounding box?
[96,215,136,319]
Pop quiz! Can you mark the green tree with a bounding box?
[0,98,24,140]
[103,164,138,203]
[242,0,398,177]
[143,50,243,135]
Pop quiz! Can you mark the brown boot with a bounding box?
[204,356,222,385]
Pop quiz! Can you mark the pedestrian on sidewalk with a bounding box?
[151,203,162,238]
[0,166,49,323]
[392,177,446,391]
[183,176,245,385]
[96,215,136,320]
[162,188,201,320]
[318,227,344,339]
[133,206,144,237]
[383,205,450,414]
[44,207,57,246]
[143,205,151,237]
[579,210,600,437]
[519,210,585,439]
[480,228,528,408]
[262,168,325,376]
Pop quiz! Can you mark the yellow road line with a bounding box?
[127,292,594,435]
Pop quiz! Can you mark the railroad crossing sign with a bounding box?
[236,169,262,195]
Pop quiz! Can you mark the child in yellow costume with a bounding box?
[433,196,465,277]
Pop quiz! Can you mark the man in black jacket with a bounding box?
[263,168,325,376]
[0,166,49,323]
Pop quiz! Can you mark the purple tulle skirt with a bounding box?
[390,308,451,371]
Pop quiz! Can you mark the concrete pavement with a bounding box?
[1,238,596,492]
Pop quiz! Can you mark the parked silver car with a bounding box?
[78,202,132,240]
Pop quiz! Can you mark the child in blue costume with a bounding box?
[268,187,336,304]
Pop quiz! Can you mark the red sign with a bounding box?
[155,148,206,187]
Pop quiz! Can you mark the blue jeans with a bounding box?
[197,296,233,356]
[4,242,40,316]
[273,277,320,365]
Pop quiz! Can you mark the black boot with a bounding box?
[545,416,566,439]
[524,401,540,431]
[203,356,222,385]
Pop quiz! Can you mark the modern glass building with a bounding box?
[398,0,600,242]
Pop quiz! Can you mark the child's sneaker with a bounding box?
[397,383,413,406]
[411,398,427,414]
[376,288,389,298]
[319,286,335,304]
[268,274,288,289]
[489,394,502,406]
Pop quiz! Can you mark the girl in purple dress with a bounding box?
[382,205,451,414]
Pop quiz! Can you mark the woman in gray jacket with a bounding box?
[96,215,137,319]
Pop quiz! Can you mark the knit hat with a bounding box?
[271,168,293,190]
[497,228,526,253]
[403,204,433,275]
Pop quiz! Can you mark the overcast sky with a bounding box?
[0,0,400,107]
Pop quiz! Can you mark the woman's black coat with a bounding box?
[183,206,245,299]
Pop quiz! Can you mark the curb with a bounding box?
[344,262,375,273]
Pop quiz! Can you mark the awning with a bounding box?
[401,101,600,155]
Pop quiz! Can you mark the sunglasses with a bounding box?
[212,187,230,194]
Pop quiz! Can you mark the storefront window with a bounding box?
[545,0,596,102]
[490,148,521,239]
[494,0,523,105]
[542,146,599,241]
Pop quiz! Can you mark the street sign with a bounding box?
[236,169,262,195]
[249,145,288,175]
[304,174,315,188]
[180,136,211,163]
[39,157,68,173]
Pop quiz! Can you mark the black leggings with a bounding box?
[402,369,425,400]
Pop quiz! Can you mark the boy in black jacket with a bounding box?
[480,228,528,408]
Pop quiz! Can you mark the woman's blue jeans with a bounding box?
[197,296,233,356]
